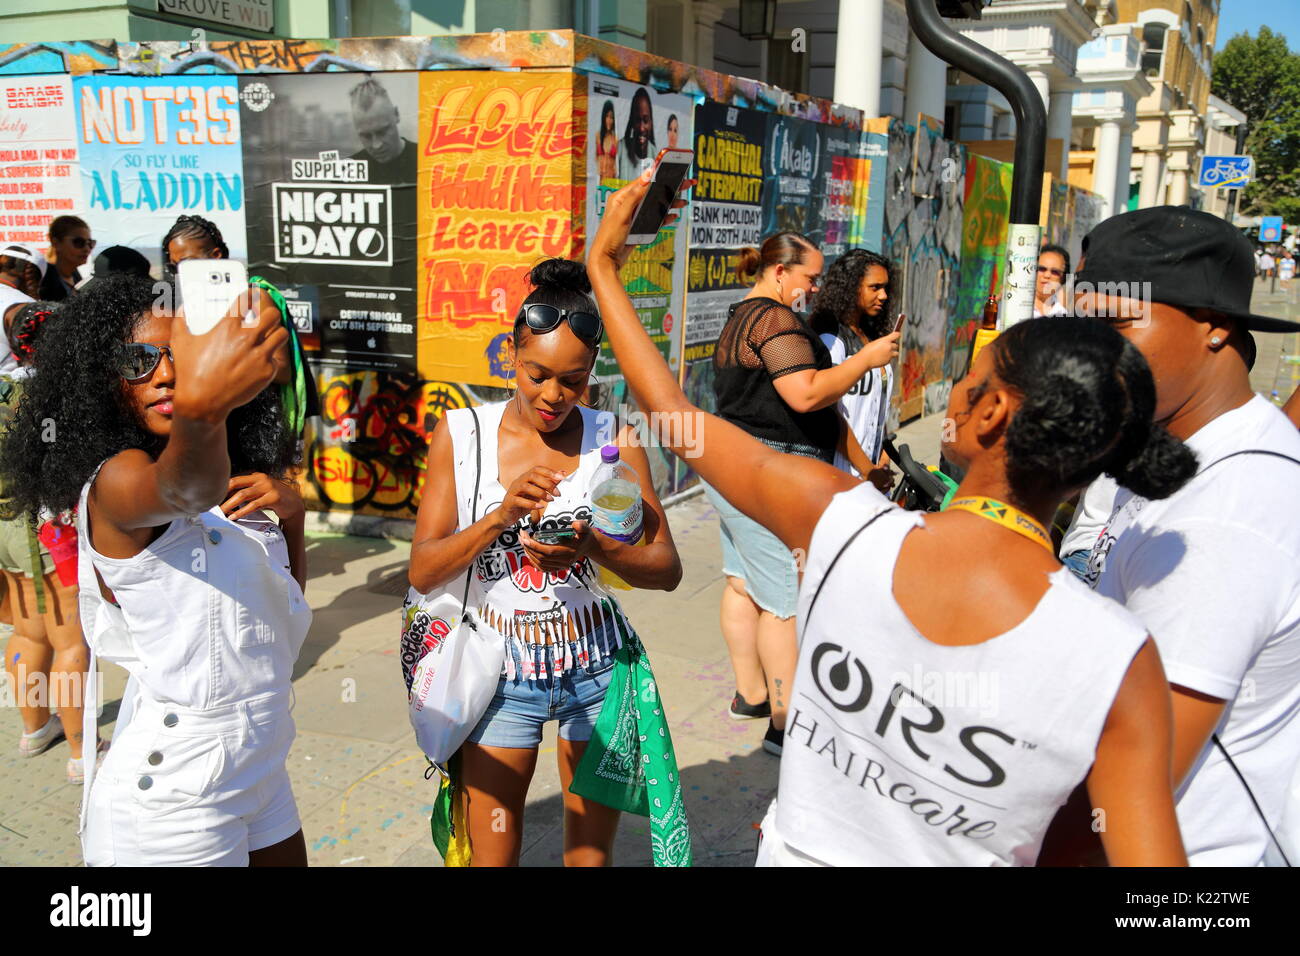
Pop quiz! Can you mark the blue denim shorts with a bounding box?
[465,654,617,750]
[702,481,799,620]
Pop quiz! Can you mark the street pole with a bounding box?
[905,0,1046,328]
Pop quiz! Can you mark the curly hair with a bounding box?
[809,249,895,340]
[0,273,297,517]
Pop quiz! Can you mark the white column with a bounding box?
[904,31,947,128]
[692,2,724,70]
[1138,149,1164,209]
[1026,69,1051,112]
[834,0,884,116]
[1046,89,1073,181]
[1114,124,1134,215]
[1168,165,1190,206]
[1092,119,1122,217]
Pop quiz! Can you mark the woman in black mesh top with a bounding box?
[706,233,900,755]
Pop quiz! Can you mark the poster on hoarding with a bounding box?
[762,115,825,249]
[682,101,768,409]
[0,77,83,253]
[586,75,693,380]
[239,72,418,374]
[74,76,244,274]
[418,71,577,386]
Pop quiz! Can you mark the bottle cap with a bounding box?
[600,444,620,463]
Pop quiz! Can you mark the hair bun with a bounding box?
[528,258,592,296]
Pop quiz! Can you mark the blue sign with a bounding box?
[1198,155,1253,189]
[1260,217,1284,242]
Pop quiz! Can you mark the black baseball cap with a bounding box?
[1077,205,1300,333]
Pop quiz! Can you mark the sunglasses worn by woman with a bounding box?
[584,173,1194,867]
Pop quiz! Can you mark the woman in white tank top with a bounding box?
[409,259,682,866]
[586,174,1195,865]
[0,274,310,866]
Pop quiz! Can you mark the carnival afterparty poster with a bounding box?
[0,76,84,253]
[239,72,419,374]
[75,75,245,272]
[418,71,577,387]
[586,75,693,381]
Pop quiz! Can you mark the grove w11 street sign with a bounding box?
[1198,155,1253,189]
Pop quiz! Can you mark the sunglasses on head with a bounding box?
[516,304,603,344]
[69,237,97,251]
[1036,265,1065,279]
[120,343,173,381]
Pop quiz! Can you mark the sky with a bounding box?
[1215,0,1300,49]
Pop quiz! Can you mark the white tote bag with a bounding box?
[400,405,505,765]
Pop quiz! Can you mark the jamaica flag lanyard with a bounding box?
[945,497,1053,553]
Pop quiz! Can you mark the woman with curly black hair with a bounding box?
[589,174,1195,866]
[0,273,312,866]
[810,249,900,490]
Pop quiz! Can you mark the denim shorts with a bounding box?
[1061,549,1091,580]
[465,654,617,750]
[702,481,798,620]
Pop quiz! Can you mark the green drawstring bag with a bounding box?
[569,602,693,867]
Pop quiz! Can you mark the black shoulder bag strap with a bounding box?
[459,404,482,627]
[1191,447,1300,866]
[799,506,893,643]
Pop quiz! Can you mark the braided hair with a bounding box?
[161,214,229,275]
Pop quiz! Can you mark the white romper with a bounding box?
[76,465,312,866]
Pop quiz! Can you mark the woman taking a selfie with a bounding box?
[0,274,311,866]
[408,259,681,867]
[707,232,898,753]
[585,173,1193,866]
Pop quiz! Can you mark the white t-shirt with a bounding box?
[760,483,1148,866]
[1088,395,1300,866]
[819,329,892,475]
[1059,475,1118,559]
[0,282,33,377]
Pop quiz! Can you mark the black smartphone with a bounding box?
[531,527,578,545]
[626,147,694,245]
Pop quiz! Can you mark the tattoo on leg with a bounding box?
[774,678,784,708]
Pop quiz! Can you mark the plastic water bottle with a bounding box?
[590,445,643,591]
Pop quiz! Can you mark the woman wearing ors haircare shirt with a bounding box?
[587,171,1192,866]
[408,259,681,866]
[707,232,896,754]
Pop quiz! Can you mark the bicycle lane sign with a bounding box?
[1198,155,1253,189]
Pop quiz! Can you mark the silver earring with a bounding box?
[1210,336,1222,346]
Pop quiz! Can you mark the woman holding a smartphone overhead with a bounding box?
[408,259,682,866]
[810,249,902,491]
[700,230,900,755]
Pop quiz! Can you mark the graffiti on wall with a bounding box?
[882,120,965,421]
[954,153,1013,380]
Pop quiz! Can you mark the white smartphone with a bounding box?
[177,258,249,335]
[626,147,694,245]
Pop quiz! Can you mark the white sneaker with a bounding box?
[18,717,64,757]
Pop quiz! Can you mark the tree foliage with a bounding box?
[1211,27,1300,219]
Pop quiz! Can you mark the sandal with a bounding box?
[18,717,64,757]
